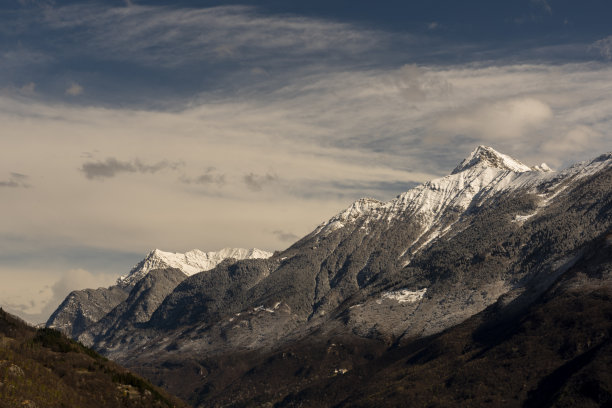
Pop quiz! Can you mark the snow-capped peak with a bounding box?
[312,145,559,242]
[452,145,533,174]
[117,247,273,287]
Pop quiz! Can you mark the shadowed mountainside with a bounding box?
[104,229,610,407]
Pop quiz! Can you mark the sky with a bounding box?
[1,0,612,324]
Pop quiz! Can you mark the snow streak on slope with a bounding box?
[313,146,612,260]
[314,146,545,236]
[118,248,273,288]
[380,288,427,303]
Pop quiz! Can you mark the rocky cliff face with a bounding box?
[46,146,612,406]
[46,286,129,339]
[77,268,189,349]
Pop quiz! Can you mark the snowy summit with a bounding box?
[311,145,574,261]
[118,248,273,288]
[451,145,534,174]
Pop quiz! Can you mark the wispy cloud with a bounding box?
[531,0,552,14]
[540,125,603,156]
[0,267,117,324]
[244,172,278,192]
[591,36,612,60]
[80,158,182,180]
[272,230,299,242]
[0,172,30,188]
[40,4,389,68]
[48,268,116,310]
[181,167,226,186]
[20,82,36,95]
[434,97,553,141]
[65,82,83,96]
[17,0,54,6]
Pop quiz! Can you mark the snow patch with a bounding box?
[513,213,537,223]
[533,163,552,172]
[321,220,345,234]
[381,288,427,303]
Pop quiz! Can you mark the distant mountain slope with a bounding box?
[0,308,187,408]
[78,268,189,349]
[45,285,129,339]
[47,247,272,338]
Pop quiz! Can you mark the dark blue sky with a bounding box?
[2,0,612,107]
[37,0,612,41]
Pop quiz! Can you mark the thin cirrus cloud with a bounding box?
[243,172,278,192]
[0,267,118,325]
[0,172,30,188]
[180,167,226,186]
[434,97,554,142]
[65,82,83,96]
[530,0,553,14]
[591,35,612,60]
[80,157,183,180]
[272,230,299,243]
[40,4,388,67]
[540,125,604,155]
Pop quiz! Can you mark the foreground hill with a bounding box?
[0,308,187,408]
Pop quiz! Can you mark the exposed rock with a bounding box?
[78,268,188,348]
[46,286,129,338]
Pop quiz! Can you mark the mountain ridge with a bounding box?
[117,247,273,288]
[47,247,273,338]
[46,145,612,406]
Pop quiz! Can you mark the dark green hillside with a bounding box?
[0,308,188,408]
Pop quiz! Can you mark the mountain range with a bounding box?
[46,146,612,407]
